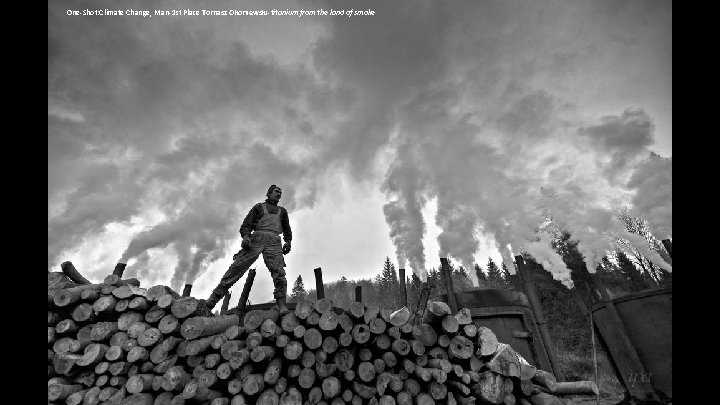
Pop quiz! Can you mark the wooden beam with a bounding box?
[314,267,325,300]
[237,268,256,314]
[182,284,193,297]
[220,293,231,315]
[355,286,362,303]
[515,255,562,381]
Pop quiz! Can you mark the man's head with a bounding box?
[266,185,282,203]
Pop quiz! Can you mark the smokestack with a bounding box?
[113,262,127,278]
[399,268,408,307]
[182,284,193,297]
[355,285,362,302]
[314,267,325,300]
[661,239,672,259]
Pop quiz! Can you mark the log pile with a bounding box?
[48,265,596,405]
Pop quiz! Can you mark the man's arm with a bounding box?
[281,208,292,242]
[239,204,262,239]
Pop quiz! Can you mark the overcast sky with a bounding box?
[48,0,672,304]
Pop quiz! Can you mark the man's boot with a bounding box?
[276,296,290,315]
[202,291,224,311]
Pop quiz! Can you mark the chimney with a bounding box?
[182,284,193,297]
[113,262,127,278]
[399,268,408,307]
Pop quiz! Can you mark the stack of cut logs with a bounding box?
[48,263,597,405]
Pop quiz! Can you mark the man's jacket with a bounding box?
[239,199,292,242]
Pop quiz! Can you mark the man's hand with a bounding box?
[283,241,291,255]
[241,236,252,250]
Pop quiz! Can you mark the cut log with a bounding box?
[77,343,109,367]
[146,285,181,302]
[109,362,132,376]
[473,371,505,404]
[279,387,302,405]
[48,383,84,401]
[115,299,130,312]
[293,300,314,320]
[220,339,244,360]
[353,382,377,399]
[352,323,370,344]
[339,332,353,347]
[129,296,149,311]
[91,322,119,341]
[455,308,472,325]
[306,311,320,326]
[462,324,477,339]
[303,328,323,350]
[441,315,459,334]
[225,324,245,340]
[263,357,283,385]
[531,370,558,391]
[528,392,565,405]
[364,304,380,324]
[550,381,598,396]
[422,301,451,325]
[71,303,95,323]
[112,285,147,300]
[216,362,233,380]
[412,324,438,347]
[137,328,162,347]
[157,294,176,309]
[280,313,299,333]
[181,314,240,340]
[243,310,267,331]
[250,345,276,362]
[322,376,341,399]
[275,334,290,348]
[127,346,150,363]
[448,336,474,360]
[171,297,201,319]
[184,335,217,356]
[314,298,333,314]
[257,390,279,405]
[126,373,155,394]
[476,326,499,357]
[119,312,145,331]
[369,317,387,334]
[246,331,263,349]
[319,311,339,331]
[260,318,278,339]
[430,382,448,400]
[81,288,100,302]
[145,306,166,324]
[54,284,104,307]
[159,314,181,335]
[243,373,266,395]
[486,344,520,378]
[349,302,365,319]
[438,335,451,348]
[389,307,411,327]
[298,368,316,389]
[284,340,303,360]
[322,335,339,354]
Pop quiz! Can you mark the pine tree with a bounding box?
[616,251,652,293]
[452,266,474,291]
[290,275,307,303]
[375,257,401,309]
[474,263,487,282]
[486,257,504,288]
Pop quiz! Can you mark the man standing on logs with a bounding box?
[202,184,292,314]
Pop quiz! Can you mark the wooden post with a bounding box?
[314,268,325,300]
[61,261,91,285]
[515,255,562,381]
[182,284,192,297]
[220,293,231,315]
[399,268,408,307]
[661,239,672,259]
[439,258,458,314]
[355,286,362,303]
[112,263,127,278]
[237,269,256,314]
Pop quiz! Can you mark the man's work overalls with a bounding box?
[212,203,287,299]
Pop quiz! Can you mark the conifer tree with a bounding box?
[290,275,307,302]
